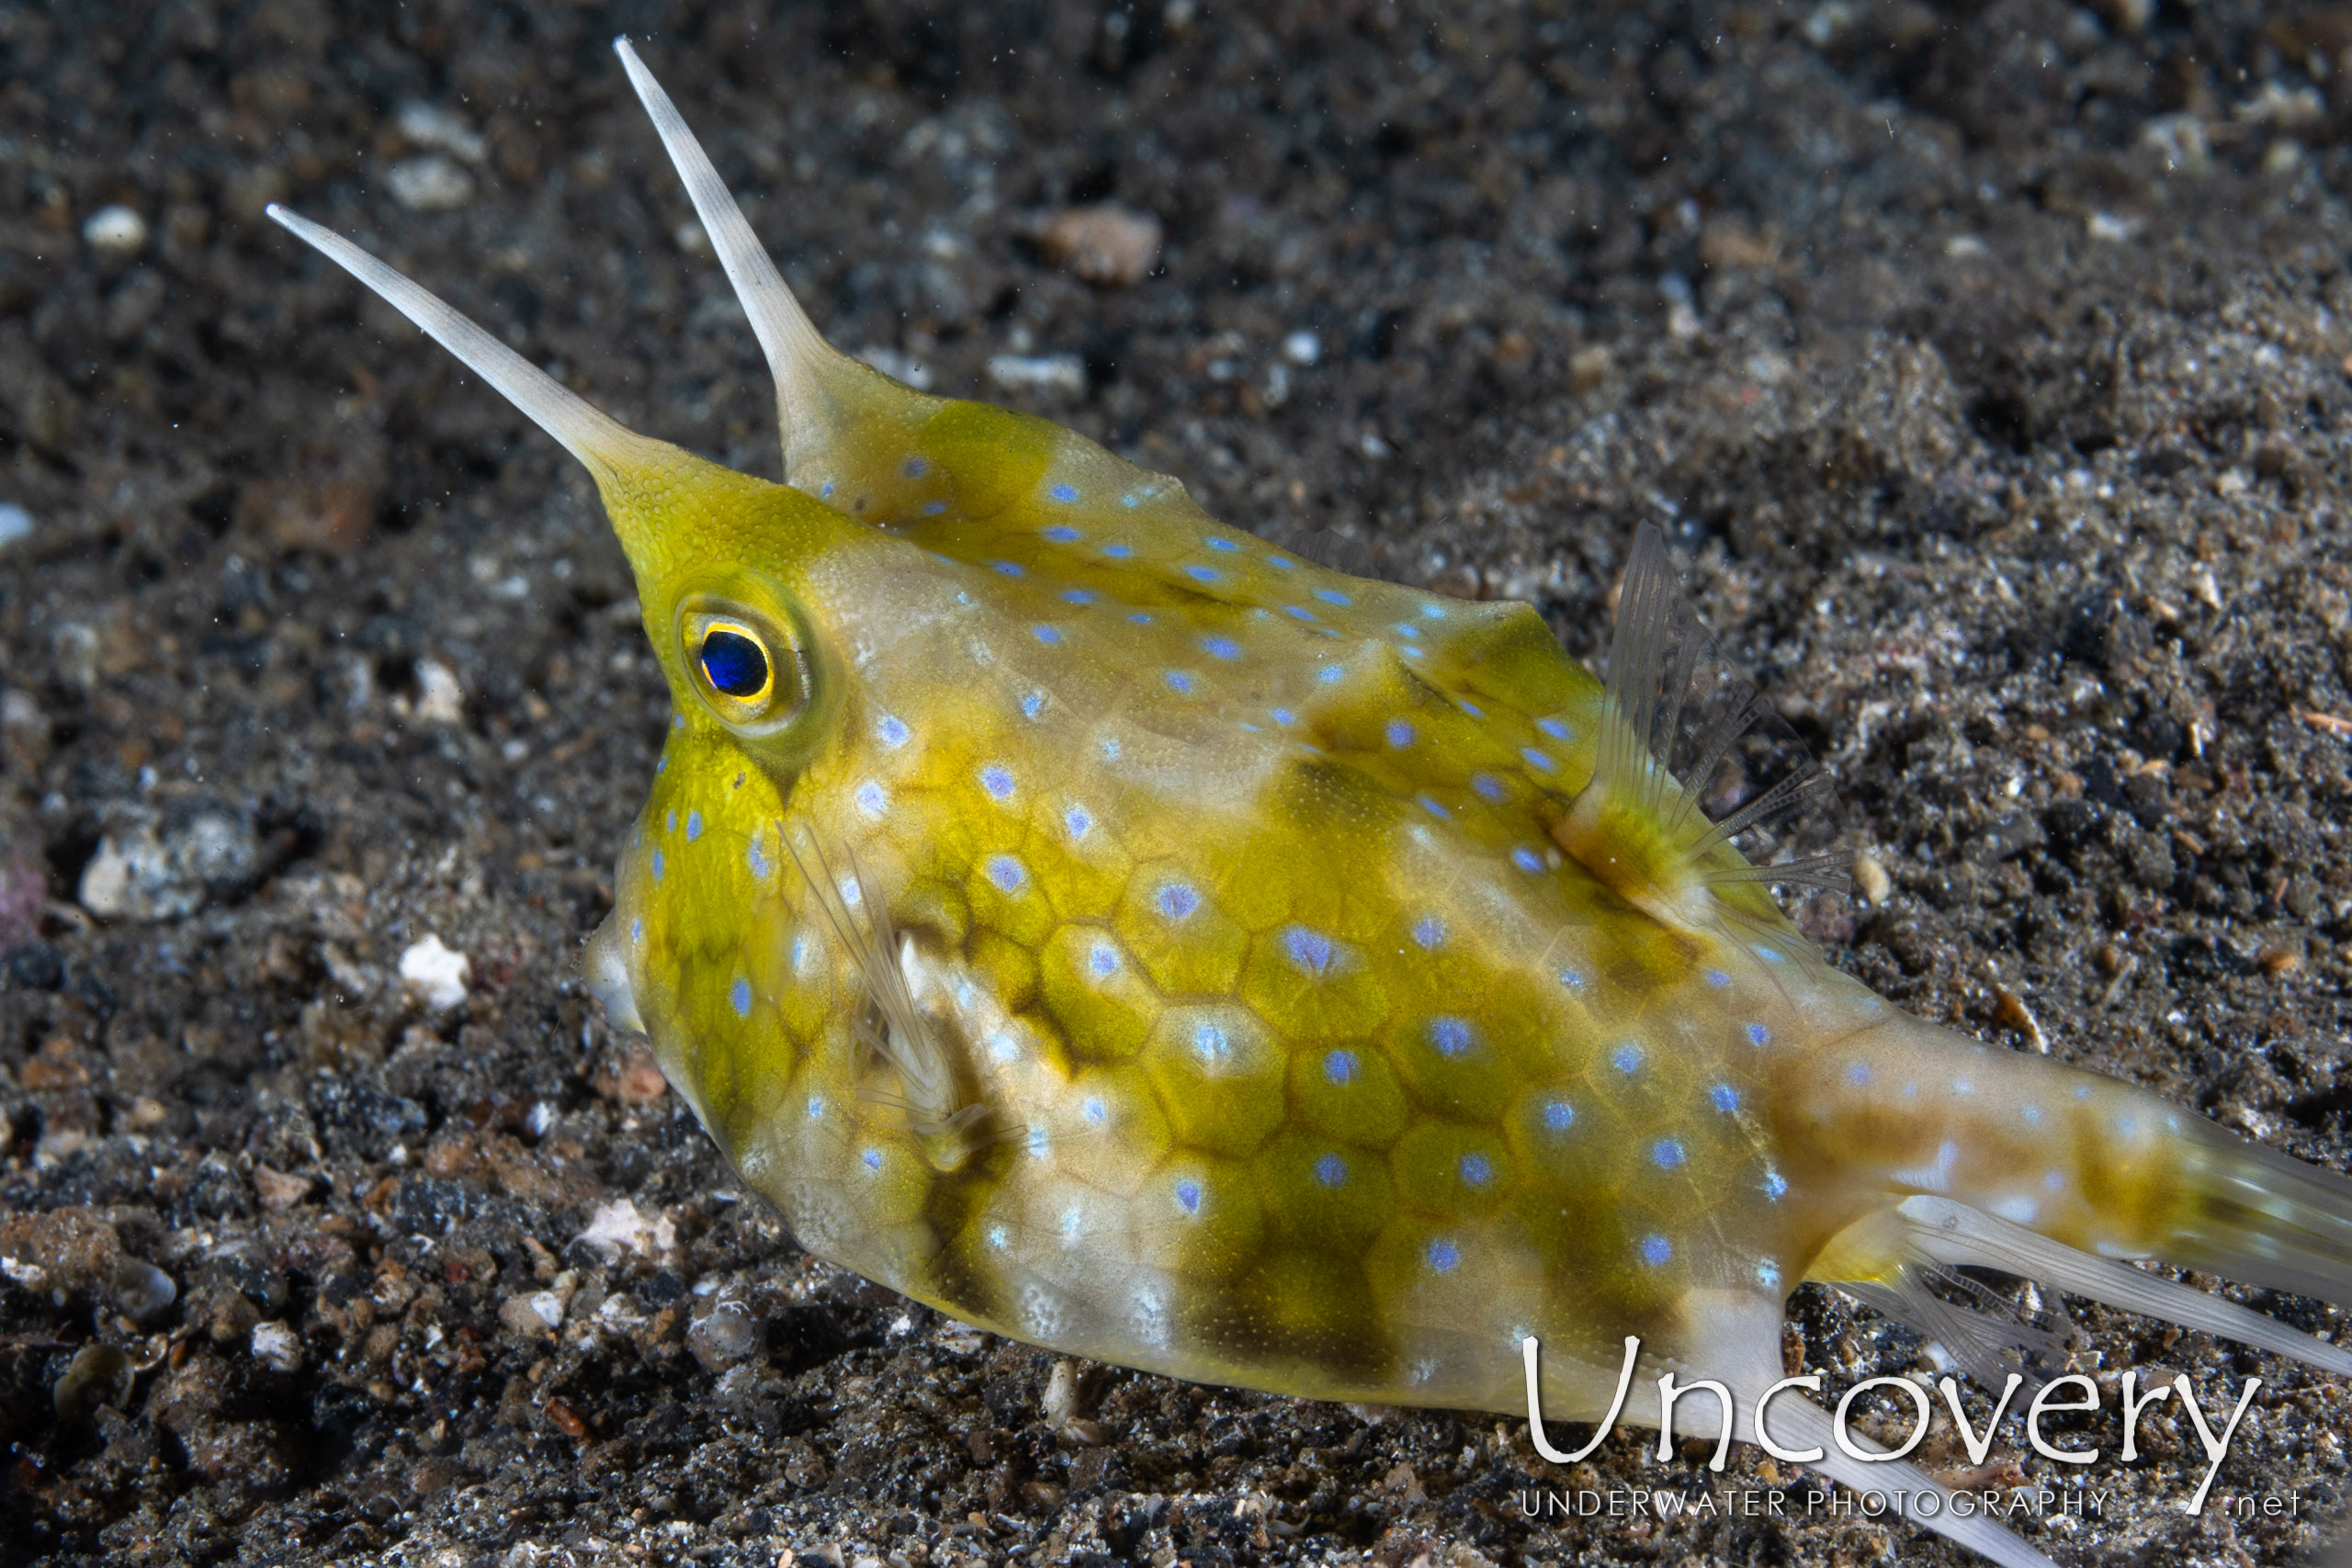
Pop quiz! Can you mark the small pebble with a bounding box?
[987,353,1086,397]
[110,1257,177,1324]
[1851,852,1892,906]
[688,1300,764,1370]
[386,154,475,212]
[0,502,32,550]
[1282,330,1320,366]
[81,205,147,254]
[399,933,469,1010]
[51,1343,132,1420]
[409,658,465,725]
[394,101,486,162]
[250,1319,304,1374]
[1039,204,1162,288]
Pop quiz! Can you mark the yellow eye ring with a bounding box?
[697,620,774,705]
[677,595,819,739]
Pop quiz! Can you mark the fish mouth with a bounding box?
[584,909,646,1033]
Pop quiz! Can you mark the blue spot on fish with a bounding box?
[1471,773,1506,802]
[1155,883,1201,921]
[1747,1022,1770,1046]
[1704,968,1729,988]
[730,977,752,1018]
[1103,543,1133,558]
[1022,692,1046,719]
[1639,1235,1673,1267]
[650,850,665,883]
[1202,636,1241,660]
[1427,1239,1461,1273]
[1173,1178,1204,1216]
[903,457,929,477]
[1521,747,1557,773]
[1165,670,1196,694]
[986,855,1026,893]
[862,1147,884,1173]
[1846,1062,1871,1086]
[1062,588,1096,605]
[1193,1022,1229,1064]
[1417,795,1450,819]
[1543,1099,1575,1132]
[1088,942,1120,978]
[980,764,1015,799]
[1611,1043,1643,1074]
[1711,1084,1740,1112]
[1428,1018,1472,1058]
[1411,916,1445,950]
[685,811,703,841]
[1385,719,1416,748]
[878,715,910,747]
[919,500,946,515]
[1652,1139,1686,1169]
[1536,717,1575,741]
[1315,589,1351,606]
[1283,604,1316,621]
[1034,624,1064,645]
[1270,707,1296,727]
[1323,1049,1360,1085]
[1049,483,1080,503]
[1206,536,1240,552]
[854,781,886,814]
[1183,564,1221,582]
[1042,524,1081,541]
[1065,805,1093,838]
[1559,969,1585,990]
[1511,847,1544,874]
[1314,1153,1347,1188]
[1762,1170,1789,1201]
[1459,1153,1493,1187]
[1082,1095,1107,1123]
[1283,926,1336,975]
[989,559,1025,577]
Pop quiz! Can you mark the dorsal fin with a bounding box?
[1552,524,1843,941]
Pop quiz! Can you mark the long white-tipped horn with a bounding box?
[612,38,840,451]
[266,203,664,484]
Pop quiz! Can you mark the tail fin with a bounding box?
[1865,1194,2352,1381]
[2162,1120,2352,1304]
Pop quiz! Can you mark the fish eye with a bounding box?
[679,598,814,737]
[698,623,772,701]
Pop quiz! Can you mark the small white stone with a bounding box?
[0,504,32,551]
[399,933,469,1010]
[986,353,1084,396]
[82,205,148,254]
[386,155,475,212]
[412,658,464,725]
[1283,330,1321,366]
[395,101,487,163]
[250,1319,304,1374]
[577,1198,677,1262]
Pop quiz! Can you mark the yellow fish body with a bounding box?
[267,40,2352,1568]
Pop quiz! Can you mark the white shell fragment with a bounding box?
[577,1199,678,1263]
[250,1319,304,1374]
[986,353,1086,397]
[399,934,470,1010]
[386,155,476,212]
[82,205,148,254]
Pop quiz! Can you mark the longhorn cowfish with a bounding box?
[264,39,2352,1567]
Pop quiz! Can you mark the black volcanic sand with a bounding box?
[7,2,2352,1563]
